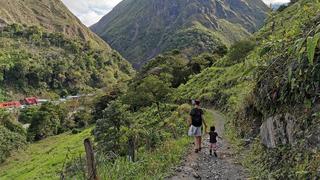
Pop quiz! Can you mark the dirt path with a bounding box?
[166,110,248,180]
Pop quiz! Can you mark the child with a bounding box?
[209,126,221,157]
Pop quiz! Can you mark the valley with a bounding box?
[0,0,319,179]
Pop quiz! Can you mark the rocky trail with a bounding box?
[167,110,248,180]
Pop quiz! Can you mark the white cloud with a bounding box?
[263,0,291,4]
[61,0,122,26]
[62,0,290,27]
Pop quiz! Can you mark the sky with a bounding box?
[62,0,290,27]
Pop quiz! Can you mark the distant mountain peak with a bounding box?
[92,0,269,68]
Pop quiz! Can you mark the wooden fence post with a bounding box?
[128,138,135,162]
[84,138,99,180]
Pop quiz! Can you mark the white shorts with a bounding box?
[188,125,202,137]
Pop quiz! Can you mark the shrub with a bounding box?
[27,103,67,141]
[225,40,256,66]
[0,126,27,163]
[18,106,39,124]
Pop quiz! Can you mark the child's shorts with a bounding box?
[210,143,218,150]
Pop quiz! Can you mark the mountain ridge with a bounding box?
[91,0,269,68]
[0,0,134,98]
[0,0,109,49]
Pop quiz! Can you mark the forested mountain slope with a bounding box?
[91,0,269,68]
[176,0,320,178]
[0,0,106,49]
[0,0,134,99]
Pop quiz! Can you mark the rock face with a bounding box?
[0,18,6,29]
[91,0,269,68]
[260,113,297,148]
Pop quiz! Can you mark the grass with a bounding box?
[0,110,213,180]
[96,137,191,180]
[68,109,213,180]
[0,128,93,180]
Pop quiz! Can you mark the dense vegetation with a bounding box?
[0,95,95,164]
[0,111,27,163]
[176,0,320,178]
[92,0,268,68]
[0,24,133,97]
[139,50,227,88]
[3,0,320,179]
[0,0,108,49]
[58,48,220,178]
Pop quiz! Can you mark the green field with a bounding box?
[0,128,93,180]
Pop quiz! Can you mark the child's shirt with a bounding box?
[209,131,218,143]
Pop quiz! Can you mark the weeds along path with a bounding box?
[166,109,248,180]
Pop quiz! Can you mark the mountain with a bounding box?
[0,0,134,98]
[176,0,320,178]
[0,0,107,49]
[91,0,269,68]
[270,3,285,9]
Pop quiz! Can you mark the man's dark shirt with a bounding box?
[190,108,203,127]
[209,132,218,143]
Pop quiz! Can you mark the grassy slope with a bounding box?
[176,0,319,112]
[0,0,108,49]
[0,128,93,180]
[176,0,320,178]
[0,111,213,180]
[94,110,213,180]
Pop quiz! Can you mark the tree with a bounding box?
[27,103,67,141]
[0,110,26,136]
[73,109,92,128]
[123,75,173,118]
[225,40,256,66]
[92,89,121,122]
[0,110,27,163]
[0,126,27,163]
[19,106,39,124]
[94,100,132,157]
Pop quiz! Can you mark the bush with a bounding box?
[225,40,256,66]
[18,106,39,124]
[0,126,27,163]
[27,103,67,141]
[73,109,92,128]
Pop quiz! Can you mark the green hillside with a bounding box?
[176,0,320,178]
[0,0,134,98]
[0,24,132,97]
[91,0,269,68]
[0,0,107,49]
[0,128,92,180]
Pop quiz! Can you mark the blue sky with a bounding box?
[62,0,290,26]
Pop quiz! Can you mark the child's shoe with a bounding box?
[214,152,218,157]
[209,150,212,155]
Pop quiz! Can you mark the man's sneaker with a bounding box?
[195,149,199,153]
